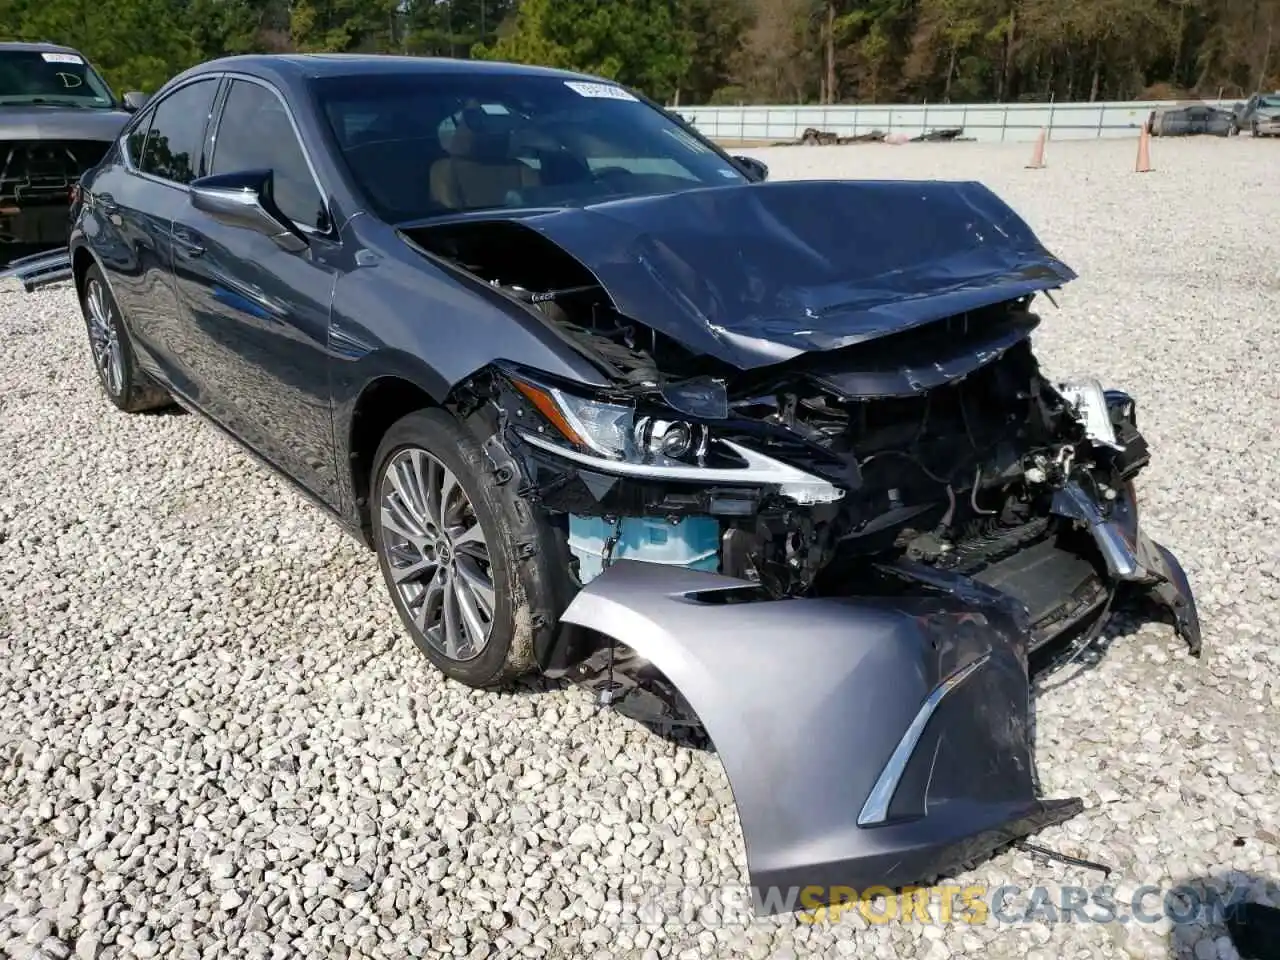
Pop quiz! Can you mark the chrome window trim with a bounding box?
[208,72,334,238]
[115,70,336,240]
[117,74,224,190]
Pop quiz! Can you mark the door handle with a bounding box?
[172,228,206,258]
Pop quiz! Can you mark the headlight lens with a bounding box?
[507,374,845,503]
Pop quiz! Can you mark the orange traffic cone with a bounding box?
[1135,125,1153,173]
[1026,128,1047,169]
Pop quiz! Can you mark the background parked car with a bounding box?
[0,41,148,268]
[1228,92,1280,136]
[1147,101,1234,136]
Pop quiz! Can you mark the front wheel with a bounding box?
[79,265,171,413]
[370,407,568,688]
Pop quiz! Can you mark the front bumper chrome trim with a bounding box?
[857,652,992,826]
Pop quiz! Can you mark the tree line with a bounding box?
[2,0,1276,105]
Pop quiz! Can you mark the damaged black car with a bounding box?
[22,54,1202,915]
[0,41,147,278]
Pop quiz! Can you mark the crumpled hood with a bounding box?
[516,179,1077,370]
[0,104,131,141]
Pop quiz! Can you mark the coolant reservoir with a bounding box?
[568,515,720,584]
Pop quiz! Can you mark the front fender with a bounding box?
[561,560,1082,914]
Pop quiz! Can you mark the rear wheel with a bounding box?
[79,265,171,413]
[370,407,568,688]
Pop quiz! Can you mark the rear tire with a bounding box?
[79,264,171,413]
[370,407,569,689]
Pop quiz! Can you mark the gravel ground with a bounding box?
[2,135,1279,960]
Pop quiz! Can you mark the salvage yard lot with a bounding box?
[2,136,1279,959]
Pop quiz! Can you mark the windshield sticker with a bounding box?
[57,73,84,89]
[564,81,637,102]
[41,52,84,65]
[718,169,740,178]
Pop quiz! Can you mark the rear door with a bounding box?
[169,76,342,506]
[86,76,222,396]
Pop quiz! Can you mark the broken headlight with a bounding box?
[507,374,845,505]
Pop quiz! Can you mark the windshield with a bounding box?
[1260,95,1280,109]
[0,50,116,108]
[310,72,748,223]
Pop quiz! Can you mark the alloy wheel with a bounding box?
[378,447,497,662]
[85,278,124,398]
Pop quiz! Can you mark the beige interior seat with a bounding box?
[430,108,540,210]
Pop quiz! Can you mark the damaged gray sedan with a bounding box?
[19,54,1201,915]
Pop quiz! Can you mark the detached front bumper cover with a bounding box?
[561,487,1200,915]
[561,560,1085,916]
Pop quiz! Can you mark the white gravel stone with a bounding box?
[2,136,1278,958]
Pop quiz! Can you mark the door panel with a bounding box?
[99,77,221,399]
[170,77,340,506]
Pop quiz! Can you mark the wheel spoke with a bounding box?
[410,451,438,530]
[453,557,495,618]
[422,457,442,529]
[415,577,444,633]
[441,577,463,658]
[452,520,485,551]
[439,467,461,526]
[106,337,124,395]
[393,455,434,529]
[392,554,437,585]
[380,503,423,546]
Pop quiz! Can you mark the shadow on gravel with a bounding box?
[1168,870,1280,960]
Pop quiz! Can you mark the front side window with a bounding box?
[311,72,748,223]
[210,79,327,230]
[212,79,327,229]
[139,79,219,184]
[0,49,116,108]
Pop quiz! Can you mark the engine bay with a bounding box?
[410,219,1149,615]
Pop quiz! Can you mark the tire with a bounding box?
[79,264,171,413]
[370,407,569,688]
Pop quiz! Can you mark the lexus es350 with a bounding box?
[10,53,1202,913]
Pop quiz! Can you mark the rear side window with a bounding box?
[138,79,219,184]
[125,112,153,167]
[211,79,326,229]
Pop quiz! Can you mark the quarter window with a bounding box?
[124,111,153,167]
[211,79,326,229]
[138,79,219,184]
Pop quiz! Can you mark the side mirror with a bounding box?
[189,170,308,253]
[732,155,769,183]
[122,91,150,112]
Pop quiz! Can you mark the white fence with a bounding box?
[678,99,1236,143]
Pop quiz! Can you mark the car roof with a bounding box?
[0,41,86,55]
[176,53,608,87]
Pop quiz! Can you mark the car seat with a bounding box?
[429,106,540,210]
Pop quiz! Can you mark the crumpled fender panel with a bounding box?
[560,560,1083,914]
[1052,480,1202,655]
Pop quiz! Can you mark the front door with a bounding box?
[88,76,222,397]
[169,77,341,507]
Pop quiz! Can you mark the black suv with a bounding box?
[0,41,147,267]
